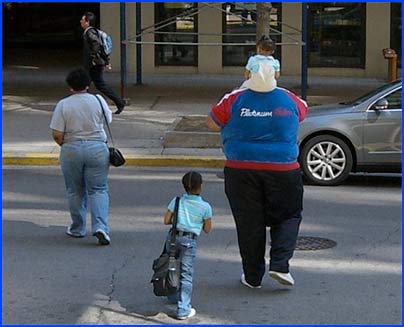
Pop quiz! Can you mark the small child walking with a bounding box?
[240,35,280,92]
[163,171,212,320]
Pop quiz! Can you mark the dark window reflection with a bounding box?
[155,2,198,66]
[384,89,402,110]
[2,2,99,48]
[308,3,366,68]
[223,2,281,66]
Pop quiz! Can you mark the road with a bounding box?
[2,166,402,324]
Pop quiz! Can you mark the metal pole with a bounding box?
[136,2,142,85]
[120,3,127,99]
[301,2,308,101]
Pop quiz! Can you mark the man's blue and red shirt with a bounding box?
[210,87,308,171]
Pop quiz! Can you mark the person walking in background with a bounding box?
[50,68,112,246]
[240,35,280,92]
[80,11,127,114]
[206,84,307,288]
[163,171,212,320]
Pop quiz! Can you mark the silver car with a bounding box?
[298,80,402,186]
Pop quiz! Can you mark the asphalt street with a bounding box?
[2,166,402,324]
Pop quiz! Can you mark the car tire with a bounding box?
[300,135,353,186]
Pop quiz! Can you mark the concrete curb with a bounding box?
[2,153,60,166]
[2,153,225,168]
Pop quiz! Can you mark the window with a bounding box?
[384,89,402,110]
[3,2,99,48]
[390,3,402,67]
[223,2,281,66]
[308,3,366,68]
[154,2,198,66]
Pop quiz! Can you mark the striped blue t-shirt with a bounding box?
[168,193,212,236]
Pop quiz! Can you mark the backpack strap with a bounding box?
[168,197,180,258]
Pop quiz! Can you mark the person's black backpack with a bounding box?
[151,197,181,296]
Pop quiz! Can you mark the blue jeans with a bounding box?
[165,234,197,317]
[60,140,110,236]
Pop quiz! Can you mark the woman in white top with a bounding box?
[50,68,113,245]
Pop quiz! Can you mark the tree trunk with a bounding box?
[256,2,272,42]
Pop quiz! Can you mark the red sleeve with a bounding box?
[281,88,308,122]
[210,89,244,127]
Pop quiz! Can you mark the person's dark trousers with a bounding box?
[224,167,303,286]
[88,65,125,110]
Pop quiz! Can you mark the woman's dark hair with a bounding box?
[256,35,275,52]
[65,68,91,91]
[83,11,96,26]
[182,171,203,194]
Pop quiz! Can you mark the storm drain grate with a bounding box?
[295,236,337,251]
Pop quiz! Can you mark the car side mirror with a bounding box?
[372,98,389,111]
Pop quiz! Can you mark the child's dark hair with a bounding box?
[257,35,275,52]
[182,171,203,194]
[65,68,91,91]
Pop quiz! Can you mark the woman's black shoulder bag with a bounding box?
[151,197,181,296]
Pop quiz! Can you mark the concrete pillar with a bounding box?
[141,3,155,74]
[366,3,390,78]
[198,3,223,73]
[100,3,152,74]
[124,3,137,74]
[100,3,121,71]
[281,3,302,76]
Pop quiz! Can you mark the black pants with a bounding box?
[89,66,124,109]
[224,167,303,286]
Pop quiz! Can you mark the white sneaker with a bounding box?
[269,271,295,286]
[177,308,196,320]
[94,229,111,245]
[240,273,261,289]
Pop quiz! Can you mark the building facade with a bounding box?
[102,2,402,79]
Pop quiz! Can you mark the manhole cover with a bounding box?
[295,236,337,250]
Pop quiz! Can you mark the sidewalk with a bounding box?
[2,61,386,167]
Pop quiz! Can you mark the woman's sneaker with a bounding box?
[269,271,295,286]
[66,227,85,238]
[177,308,196,320]
[93,229,111,245]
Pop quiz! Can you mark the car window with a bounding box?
[344,80,402,106]
[382,88,402,109]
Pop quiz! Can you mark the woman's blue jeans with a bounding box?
[60,140,110,236]
[166,234,197,317]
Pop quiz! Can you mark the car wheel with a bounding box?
[300,135,353,186]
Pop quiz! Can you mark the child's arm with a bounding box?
[274,59,280,79]
[164,210,174,225]
[203,218,212,233]
[244,56,256,80]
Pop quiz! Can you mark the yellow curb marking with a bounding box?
[2,153,225,168]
